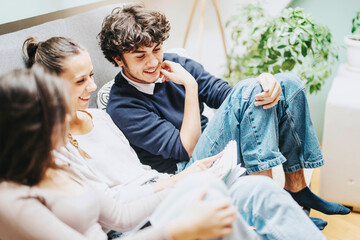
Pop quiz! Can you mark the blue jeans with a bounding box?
[149,172,325,240]
[181,73,324,174]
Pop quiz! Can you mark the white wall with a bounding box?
[141,0,292,77]
[0,0,106,24]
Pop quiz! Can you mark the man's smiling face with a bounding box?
[115,43,164,84]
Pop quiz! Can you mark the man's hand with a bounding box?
[255,73,281,109]
[160,61,196,87]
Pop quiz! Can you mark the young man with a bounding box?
[98,4,350,218]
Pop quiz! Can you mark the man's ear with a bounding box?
[113,56,123,67]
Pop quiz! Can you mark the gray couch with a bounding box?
[0,3,124,108]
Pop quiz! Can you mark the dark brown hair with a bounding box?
[22,36,85,74]
[97,4,171,66]
[0,65,69,186]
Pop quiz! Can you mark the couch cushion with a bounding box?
[0,3,124,108]
[0,19,69,74]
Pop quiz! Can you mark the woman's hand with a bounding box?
[255,72,281,109]
[151,153,222,193]
[167,190,237,240]
[175,152,223,180]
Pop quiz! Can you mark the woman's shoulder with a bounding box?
[88,108,114,119]
[0,182,40,239]
[0,181,50,205]
[86,108,120,130]
[86,108,107,117]
[82,108,130,144]
[86,108,112,123]
[0,181,41,215]
[0,181,30,199]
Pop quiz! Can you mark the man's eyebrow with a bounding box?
[133,50,146,53]
[132,43,161,53]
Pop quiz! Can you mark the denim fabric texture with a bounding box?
[228,175,325,240]
[149,172,324,240]
[183,73,324,174]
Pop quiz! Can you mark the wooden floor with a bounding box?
[310,168,360,240]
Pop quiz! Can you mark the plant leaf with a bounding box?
[267,59,278,64]
[310,85,315,94]
[224,3,339,95]
[284,50,292,58]
[281,59,296,71]
[273,65,281,73]
[301,44,308,57]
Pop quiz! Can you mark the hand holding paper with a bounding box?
[210,140,246,185]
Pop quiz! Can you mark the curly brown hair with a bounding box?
[97,4,171,66]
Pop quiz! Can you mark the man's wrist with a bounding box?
[183,78,198,89]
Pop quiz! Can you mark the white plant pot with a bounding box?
[345,35,360,71]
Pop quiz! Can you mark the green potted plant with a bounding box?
[345,11,360,70]
[225,4,339,94]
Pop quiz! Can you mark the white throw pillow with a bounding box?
[97,79,114,110]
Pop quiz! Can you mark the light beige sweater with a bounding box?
[0,180,172,240]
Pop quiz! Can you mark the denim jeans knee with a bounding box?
[228,175,325,240]
[190,73,323,174]
[191,77,286,173]
[274,73,324,172]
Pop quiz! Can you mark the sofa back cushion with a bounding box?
[0,3,124,108]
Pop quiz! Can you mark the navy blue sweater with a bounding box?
[107,53,232,173]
